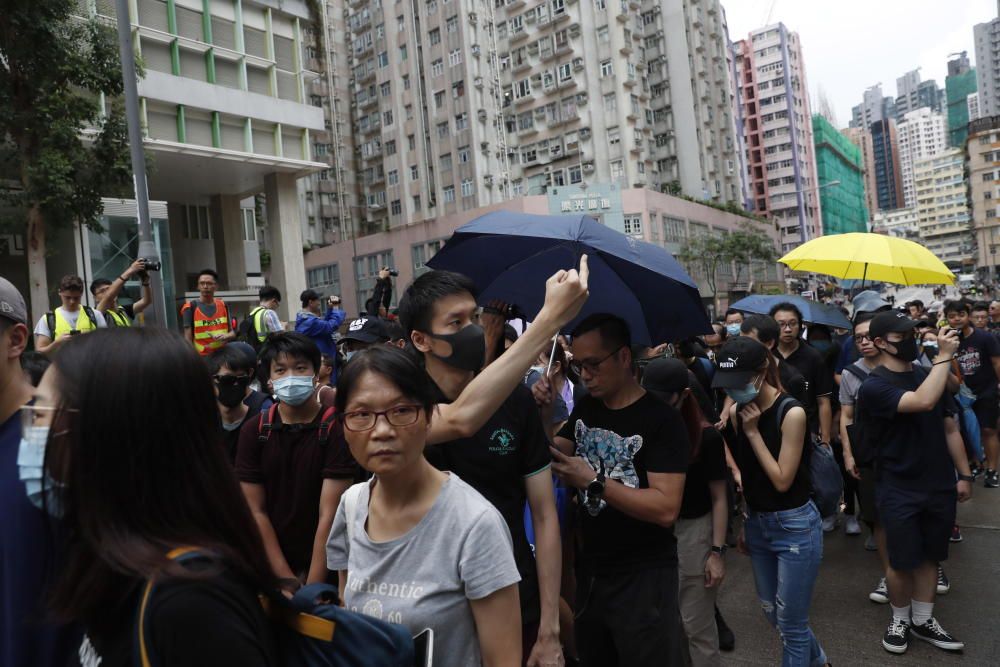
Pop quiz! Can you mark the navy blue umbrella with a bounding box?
[729,294,851,329]
[425,211,710,344]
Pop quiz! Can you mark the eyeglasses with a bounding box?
[855,334,872,342]
[342,405,423,432]
[569,346,624,376]
[21,404,77,430]
[776,320,799,330]
[213,374,251,387]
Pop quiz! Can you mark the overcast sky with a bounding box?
[723,0,998,128]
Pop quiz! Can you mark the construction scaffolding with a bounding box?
[812,114,870,235]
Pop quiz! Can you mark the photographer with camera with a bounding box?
[34,275,107,356]
[368,267,396,318]
[89,259,154,328]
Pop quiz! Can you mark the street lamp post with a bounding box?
[990,244,996,290]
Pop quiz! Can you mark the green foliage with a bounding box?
[0,0,136,233]
[677,222,777,298]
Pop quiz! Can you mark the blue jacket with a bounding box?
[295,308,346,357]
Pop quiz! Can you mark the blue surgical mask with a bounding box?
[725,323,741,337]
[17,426,64,517]
[273,375,316,406]
[725,383,759,406]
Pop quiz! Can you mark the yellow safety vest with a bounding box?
[105,307,132,328]
[250,306,269,343]
[49,307,98,337]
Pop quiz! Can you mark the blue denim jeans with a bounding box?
[745,500,827,667]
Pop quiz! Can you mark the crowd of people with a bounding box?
[0,258,989,666]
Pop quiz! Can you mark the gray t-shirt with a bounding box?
[838,358,874,407]
[326,474,520,667]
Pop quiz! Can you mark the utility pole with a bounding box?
[114,0,168,326]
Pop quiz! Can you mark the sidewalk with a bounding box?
[718,485,1000,666]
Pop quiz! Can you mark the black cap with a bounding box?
[711,337,769,389]
[642,358,690,394]
[869,311,919,340]
[342,317,389,344]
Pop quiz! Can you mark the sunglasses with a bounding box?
[213,374,251,387]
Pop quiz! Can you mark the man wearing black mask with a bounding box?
[398,270,564,667]
[207,343,273,463]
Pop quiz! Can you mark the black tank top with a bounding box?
[733,393,812,512]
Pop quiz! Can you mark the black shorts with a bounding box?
[858,466,878,525]
[972,393,998,431]
[876,484,956,571]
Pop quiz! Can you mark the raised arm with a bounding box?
[897,329,959,413]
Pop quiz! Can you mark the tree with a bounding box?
[677,222,778,311]
[0,0,135,321]
[677,232,728,312]
[728,222,778,289]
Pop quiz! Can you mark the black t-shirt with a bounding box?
[778,360,808,405]
[859,367,957,491]
[679,427,728,519]
[776,342,834,434]
[727,394,812,512]
[955,328,1000,396]
[425,382,551,625]
[236,406,359,574]
[78,566,275,667]
[557,392,689,574]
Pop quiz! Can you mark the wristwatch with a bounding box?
[957,473,975,482]
[710,545,728,557]
[587,471,606,498]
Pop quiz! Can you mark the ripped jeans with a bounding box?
[745,500,827,667]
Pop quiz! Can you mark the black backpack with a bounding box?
[238,306,266,350]
[772,396,843,518]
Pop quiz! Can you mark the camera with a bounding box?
[387,269,399,277]
[140,257,161,272]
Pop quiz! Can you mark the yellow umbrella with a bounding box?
[778,233,956,286]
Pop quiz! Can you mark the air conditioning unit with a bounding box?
[551,144,562,156]
[580,127,592,139]
[468,12,478,24]
[477,109,488,121]
[575,92,588,104]
[573,57,584,71]
[525,10,537,23]
[471,44,481,55]
[583,162,595,172]
[534,107,547,117]
[481,141,490,151]
[475,76,484,88]
[484,174,494,185]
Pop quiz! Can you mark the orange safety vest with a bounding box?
[186,299,230,356]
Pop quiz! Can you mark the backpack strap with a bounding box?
[318,406,337,442]
[257,403,278,445]
[45,311,55,337]
[774,395,798,430]
[342,481,366,544]
[842,364,868,382]
[82,305,98,328]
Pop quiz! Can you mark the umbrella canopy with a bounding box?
[425,211,710,344]
[729,294,851,329]
[778,233,955,286]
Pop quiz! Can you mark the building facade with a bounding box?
[303,185,780,316]
[975,12,1000,119]
[946,51,977,148]
[896,107,948,209]
[894,69,943,120]
[869,118,904,212]
[967,115,1000,280]
[915,148,973,270]
[841,126,877,221]
[812,114,868,235]
[850,84,895,131]
[733,23,822,253]
[871,207,919,241]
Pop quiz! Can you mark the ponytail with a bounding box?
[761,350,785,394]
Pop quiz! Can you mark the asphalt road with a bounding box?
[716,482,1000,666]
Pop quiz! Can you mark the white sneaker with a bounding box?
[822,515,837,533]
[845,515,861,535]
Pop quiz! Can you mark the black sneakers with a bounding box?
[715,606,735,652]
[910,617,965,652]
[869,577,889,604]
[985,469,1000,488]
[882,617,910,654]
[936,566,951,595]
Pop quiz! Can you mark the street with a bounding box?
[718,484,1000,666]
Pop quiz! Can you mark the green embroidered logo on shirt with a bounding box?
[489,428,516,455]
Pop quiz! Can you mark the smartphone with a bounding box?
[412,628,433,667]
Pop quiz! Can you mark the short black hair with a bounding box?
[724,308,742,318]
[197,269,219,283]
[384,319,406,343]
[570,313,631,352]
[853,311,877,328]
[335,345,436,417]
[89,278,112,295]
[300,289,321,309]
[741,313,779,345]
[709,321,727,339]
[972,301,989,313]
[908,299,924,309]
[943,299,969,316]
[206,343,257,376]
[258,332,321,376]
[769,302,804,324]
[20,351,50,387]
[397,270,478,336]
[58,275,84,293]
[259,286,281,303]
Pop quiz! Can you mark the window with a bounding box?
[437,120,449,137]
[399,44,408,60]
[611,160,624,179]
[449,49,462,66]
[380,82,391,97]
[440,153,452,171]
[446,15,458,32]
[429,28,441,44]
[383,109,394,126]
[601,60,613,77]
[458,145,470,162]
[455,112,469,130]
[413,195,421,210]
[391,199,402,215]
[405,104,413,119]
[403,75,410,89]
[378,51,388,67]
[594,0,606,8]
[397,15,405,31]
[461,178,474,197]
[551,0,565,14]
[408,134,416,150]
[434,90,445,108]
[385,139,397,155]
[432,59,444,77]
[355,250,396,313]
[662,215,685,242]
[412,239,443,277]
[624,215,642,236]
[608,127,620,145]
[387,169,399,185]
[514,78,531,98]
[552,169,566,186]
[410,164,419,180]
[521,145,537,163]
[597,25,609,42]
[558,63,572,82]
[182,205,211,240]
[604,93,616,112]
[452,80,465,98]
[443,185,456,202]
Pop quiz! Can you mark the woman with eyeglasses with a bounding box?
[326,346,522,667]
[713,336,829,667]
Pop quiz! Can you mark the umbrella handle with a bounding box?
[545,335,559,377]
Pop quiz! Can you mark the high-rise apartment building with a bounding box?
[872,207,919,241]
[869,118,904,212]
[733,23,822,252]
[850,84,895,131]
[975,10,1000,118]
[812,114,868,234]
[946,51,978,147]
[842,126,878,220]
[966,115,1000,279]
[914,148,973,269]
[896,107,948,208]
[893,69,943,121]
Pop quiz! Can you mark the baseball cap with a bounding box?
[0,277,27,325]
[851,290,890,316]
[641,358,690,394]
[711,337,769,389]
[869,311,919,340]
[342,317,389,344]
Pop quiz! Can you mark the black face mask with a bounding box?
[217,377,251,408]
[429,323,486,372]
[886,336,920,363]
